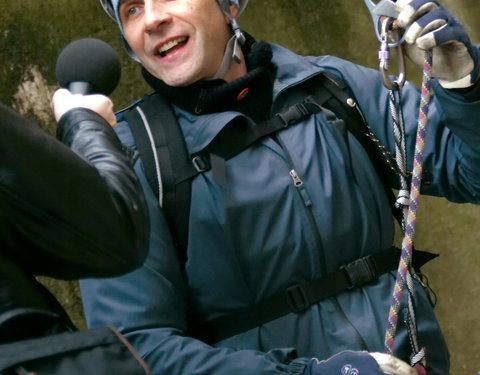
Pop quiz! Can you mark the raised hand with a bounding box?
[396,0,480,88]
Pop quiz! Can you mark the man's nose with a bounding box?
[144,0,172,33]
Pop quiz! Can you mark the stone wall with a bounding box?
[1,1,479,373]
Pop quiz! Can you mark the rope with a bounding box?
[390,87,427,368]
[389,89,410,211]
[384,50,433,356]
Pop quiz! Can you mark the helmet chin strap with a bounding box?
[213,18,246,79]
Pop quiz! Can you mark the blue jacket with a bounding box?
[81,43,480,375]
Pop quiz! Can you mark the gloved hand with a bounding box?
[304,351,418,375]
[395,0,480,89]
[52,88,116,126]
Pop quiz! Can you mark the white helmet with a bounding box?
[99,0,248,22]
[99,0,248,75]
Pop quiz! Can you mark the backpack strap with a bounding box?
[196,71,398,184]
[123,94,197,262]
[195,72,402,223]
[193,100,322,161]
[313,72,398,184]
[309,72,402,223]
[122,71,401,260]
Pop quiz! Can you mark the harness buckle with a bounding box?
[341,255,379,289]
[277,103,310,127]
[285,283,310,313]
[191,155,210,172]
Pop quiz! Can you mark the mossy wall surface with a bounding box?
[1,1,479,373]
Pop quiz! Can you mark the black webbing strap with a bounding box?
[123,101,160,198]
[192,100,322,162]
[188,97,325,187]
[194,71,398,187]
[313,72,402,224]
[123,71,402,262]
[124,94,197,261]
[316,72,398,187]
[194,72,402,223]
[191,248,437,344]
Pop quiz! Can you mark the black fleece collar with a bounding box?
[141,33,277,122]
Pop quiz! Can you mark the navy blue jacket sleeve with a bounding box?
[316,54,480,203]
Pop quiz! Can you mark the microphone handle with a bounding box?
[67,81,94,95]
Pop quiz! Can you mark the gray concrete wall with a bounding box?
[1,1,479,373]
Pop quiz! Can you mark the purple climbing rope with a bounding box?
[384,50,434,355]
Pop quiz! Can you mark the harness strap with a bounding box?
[192,247,438,344]
[317,73,397,184]
[194,72,397,178]
[124,95,197,261]
[192,100,322,165]
[123,71,402,262]
[316,73,403,225]
[194,73,402,221]
[191,248,437,344]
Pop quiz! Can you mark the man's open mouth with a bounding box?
[157,37,188,57]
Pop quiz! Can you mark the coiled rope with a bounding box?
[384,50,434,370]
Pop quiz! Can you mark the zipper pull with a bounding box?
[289,169,312,206]
[289,169,303,186]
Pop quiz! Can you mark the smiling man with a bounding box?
[53,0,480,374]
[116,0,247,85]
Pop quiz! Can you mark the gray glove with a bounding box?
[304,351,418,375]
[396,0,480,88]
[371,352,420,375]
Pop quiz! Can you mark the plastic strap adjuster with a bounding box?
[191,155,210,172]
[340,255,378,289]
[285,283,310,313]
[276,103,310,127]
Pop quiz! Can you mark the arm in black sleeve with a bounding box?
[0,103,148,279]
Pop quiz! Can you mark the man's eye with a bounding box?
[127,7,138,16]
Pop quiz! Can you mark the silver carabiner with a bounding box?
[363,0,407,48]
[378,17,406,90]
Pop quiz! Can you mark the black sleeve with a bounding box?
[0,103,149,279]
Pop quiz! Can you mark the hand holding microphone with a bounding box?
[53,38,121,126]
[52,89,116,126]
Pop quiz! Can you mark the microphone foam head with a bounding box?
[55,38,121,95]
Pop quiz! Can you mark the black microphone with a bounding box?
[55,38,121,95]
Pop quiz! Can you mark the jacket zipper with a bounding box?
[289,170,312,207]
[275,134,369,351]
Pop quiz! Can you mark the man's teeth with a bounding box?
[158,37,187,55]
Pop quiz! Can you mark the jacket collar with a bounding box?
[142,33,276,122]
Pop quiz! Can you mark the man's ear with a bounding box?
[229,2,239,18]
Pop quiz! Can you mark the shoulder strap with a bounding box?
[312,72,398,185]
[314,72,402,226]
[195,72,401,223]
[197,72,398,186]
[123,94,196,262]
[310,72,402,223]
[122,71,401,262]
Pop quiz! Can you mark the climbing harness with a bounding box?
[364,0,434,372]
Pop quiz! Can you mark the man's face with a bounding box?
[119,0,235,86]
